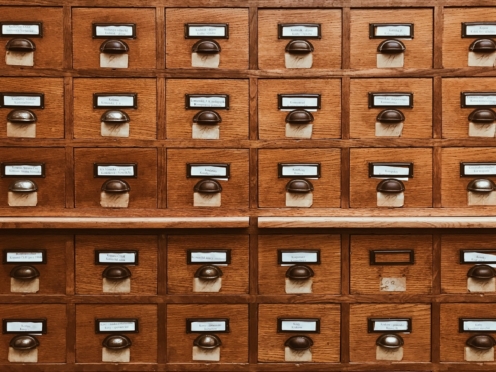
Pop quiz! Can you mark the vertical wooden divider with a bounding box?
[158,234,168,365]
[248,217,259,365]
[156,6,166,70]
[341,7,351,70]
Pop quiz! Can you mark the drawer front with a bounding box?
[258,149,341,208]
[165,8,249,69]
[0,7,63,69]
[258,9,341,70]
[258,304,340,362]
[258,79,341,140]
[74,148,158,209]
[258,234,340,295]
[351,235,433,295]
[0,304,66,363]
[0,78,64,139]
[166,79,249,140]
[350,304,431,362]
[167,304,248,363]
[441,148,496,207]
[350,78,432,139]
[350,148,433,208]
[75,235,157,295]
[72,8,156,69]
[167,234,249,294]
[350,9,433,69]
[0,235,68,295]
[73,78,157,140]
[166,149,249,209]
[75,304,157,363]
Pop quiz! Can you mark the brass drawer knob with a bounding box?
[285,40,314,54]
[192,40,221,54]
[102,334,132,350]
[101,179,130,193]
[466,334,496,350]
[285,110,314,125]
[10,265,40,280]
[284,335,313,351]
[194,179,222,194]
[102,265,131,280]
[376,109,405,124]
[286,179,314,193]
[194,265,223,280]
[468,109,496,124]
[377,39,405,54]
[376,179,405,193]
[101,110,130,124]
[10,335,39,350]
[469,39,496,53]
[467,264,496,279]
[376,334,404,349]
[9,180,38,192]
[467,179,495,193]
[285,265,314,280]
[194,334,221,349]
[193,110,222,125]
[7,110,37,124]
[100,39,129,54]
[6,38,36,52]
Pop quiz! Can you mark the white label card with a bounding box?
[2,24,40,35]
[373,320,409,331]
[6,252,43,263]
[188,26,226,37]
[6,322,43,333]
[96,96,135,107]
[99,321,136,332]
[463,320,496,331]
[4,165,42,176]
[281,165,319,177]
[190,321,226,332]
[281,97,318,108]
[464,164,496,176]
[189,96,226,108]
[280,320,317,332]
[373,95,411,107]
[190,252,227,263]
[190,166,227,177]
[465,95,496,106]
[466,25,496,36]
[98,252,136,264]
[464,252,496,262]
[95,25,134,37]
[375,25,412,37]
[281,252,318,263]
[373,166,410,177]
[3,96,41,107]
[281,26,319,38]
[97,166,135,177]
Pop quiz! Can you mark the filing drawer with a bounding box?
[351,235,432,295]
[350,304,431,362]
[0,304,66,363]
[72,8,156,69]
[165,79,249,140]
[165,8,249,69]
[257,9,342,70]
[258,234,341,295]
[166,149,249,209]
[0,78,64,139]
[75,235,157,295]
[167,234,249,294]
[350,9,433,69]
[73,78,157,139]
[258,304,340,362]
[350,78,432,138]
[167,304,248,363]
[350,148,433,208]
[75,304,157,363]
[258,149,341,208]
[74,148,158,209]
[0,7,63,69]
[258,79,341,140]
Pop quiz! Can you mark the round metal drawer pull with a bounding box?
[469,39,496,53]
[102,265,131,280]
[192,40,221,54]
[193,110,222,125]
[376,334,404,349]
[7,110,37,124]
[102,334,132,350]
[376,109,405,124]
[193,334,222,349]
[6,38,36,52]
[100,110,130,124]
[100,39,129,54]
[194,179,222,194]
[285,110,314,125]
[9,179,38,193]
[10,335,39,350]
[101,179,130,193]
[467,179,496,193]
[194,265,223,280]
[285,40,314,54]
[286,179,314,193]
[377,39,406,54]
[467,264,496,279]
[285,265,314,280]
[376,179,405,193]
[466,334,496,350]
[284,335,313,351]
[10,265,40,280]
[469,109,496,124]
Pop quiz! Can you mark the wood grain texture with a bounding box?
[165,79,249,139]
[165,8,249,69]
[167,234,249,294]
[257,234,341,295]
[349,303,431,362]
[350,148,433,208]
[75,304,157,362]
[166,304,249,363]
[258,79,341,139]
[257,304,340,362]
[257,9,342,70]
[350,9,433,69]
[349,78,433,138]
[350,234,433,294]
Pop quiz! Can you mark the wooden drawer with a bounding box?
[350,78,432,139]
[0,7,63,69]
[258,304,340,362]
[258,79,341,140]
[350,9,433,69]
[441,304,496,362]
[0,147,66,208]
[0,78,64,139]
[441,148,496,207]
[167,304,248,363]
[72,8,156,69]
[165,79,248,140]
[75,235,157,295]
[257,10,341,70]
[258,149,341,208]
[74,148,158,209]
[73,78,157,140]
[0,304,66,363]
[258,234,340,295]
[167,234,249,294]
[75,304,157,363]
[350,148,433,208]
[165,8,249,69]
[0,235,68,295]
[350,304,431,362]
[350,235,433,295]
[166,149,249,209]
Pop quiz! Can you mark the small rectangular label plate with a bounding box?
[94,163,137,178]
[3,319,47,334]
[95,251,138,265]
[0,93,44,109]
[278,23,321,39]
[96,319,138,333]
[1,163,45,178]
[3,250,46,264]
[368,318,412,333]
[92,23,136,38]
[0,22,42,37]
[187,318,230,333]
[370,250,414,265]
[368,92,413,108]
[277,318,320,333]
[369,162,413,178]
[462,22,496,38]
[185,94,229,109]
[187,163,230,178]
[278,250,320,264]
[187,250,231,264]
[460,250,496,264]
[460,162,496,177]
[369,23,414,39]
[93,93,137,109]
[278,163,321,178]
[460,318,496,332]
[278,94,321,110]
[185,24,229,39]
[461,92,496,108]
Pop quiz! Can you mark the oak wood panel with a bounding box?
[257,9,342,70]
